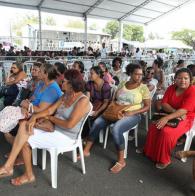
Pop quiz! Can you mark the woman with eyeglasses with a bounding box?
[142,67,158,93]
[144,68,195,169]
[98,62,115,85]
[82,64,150,173]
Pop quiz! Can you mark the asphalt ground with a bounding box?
[0,122,194,196]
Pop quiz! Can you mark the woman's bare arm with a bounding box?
[48,97,90,129]
[5,72,27,85]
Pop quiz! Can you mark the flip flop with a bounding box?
[155,162,171,169]
[175,151,189,160]
[110,162,126,174]
[0,167,13,178]
[14,160,24,167]
[77,152,90,160]
[11,175,35,186]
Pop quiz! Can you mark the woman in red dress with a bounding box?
[144,68,195,169]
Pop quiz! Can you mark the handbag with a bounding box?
[152,112,182,128]
[102,101,131,122]
[35,118,54,132]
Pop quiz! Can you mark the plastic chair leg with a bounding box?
[42,149,47,170]
[182,133,193,162]
[49,149,58,189]
[145,113,148,131]
[123,131,129,159]
[78,142,86,174]
[99,129,104,143]
[72,149,77,163]
[103,126,110,149]
[32,148,37,166]
[134,126,138,148]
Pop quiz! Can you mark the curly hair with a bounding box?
[126,63,142,76]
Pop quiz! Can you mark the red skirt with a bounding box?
[144,119,193,164]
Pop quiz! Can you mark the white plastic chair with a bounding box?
[164,73,175,89]
[32,103,93,188]
[103,123,138,159]
[149,84,157,120]
[181,120,195,162]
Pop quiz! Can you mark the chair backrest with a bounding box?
[150,84,157,99]
[110,84,117,100]
[189,119,195,134]
[164,73,175,89]
[76,102,93,141]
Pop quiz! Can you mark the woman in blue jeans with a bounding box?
[83,63,150,173]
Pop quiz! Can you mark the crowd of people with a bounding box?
[0,56,194,186]
[1,42,195,62]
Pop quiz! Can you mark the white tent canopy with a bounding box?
[0,0,192,25]
[143,39,192,49]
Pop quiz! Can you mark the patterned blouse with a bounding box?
[116,82,150,111]
[86,81,111,103]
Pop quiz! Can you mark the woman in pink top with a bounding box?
[98,62,115,85]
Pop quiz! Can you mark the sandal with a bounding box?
[175,151,189,160]
[0,166,13,178]
[11,175,35,186]
[14,158,24,166]
[77,152,90,160]
[155,162,171,169]
[110,162,126,174]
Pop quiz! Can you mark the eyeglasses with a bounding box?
[147,71,154,75]
[62,79,69,83]
[11,67,17,69]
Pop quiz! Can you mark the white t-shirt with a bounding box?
[101,48,107,58]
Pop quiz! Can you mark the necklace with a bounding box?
[63,92,82,107]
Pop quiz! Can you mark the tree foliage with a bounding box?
[147,32,162,40]
[12,14,39,36]
[66,20,84,29]
[44,16,56,26]
[104,20,144,42]
[171,29,195,49]
[12,14,56,36]
[103,21,119,39]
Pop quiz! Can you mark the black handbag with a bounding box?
[152,113,182,128]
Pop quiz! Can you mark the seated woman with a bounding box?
[86,66,111,119]
[110,57,128,85]
[12,62,42,106]
[152,58,165,111]
[144,68,195,169]
[142,66,158,95]
[0,62,28,106]
[98,62,115,85]
[83,63,150,173]
[54,62,67,88]
[0,69,90,185]
[72,61,87,81]
[173,60,185,73]
[4,63,62,164]
[153,58,165,90]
